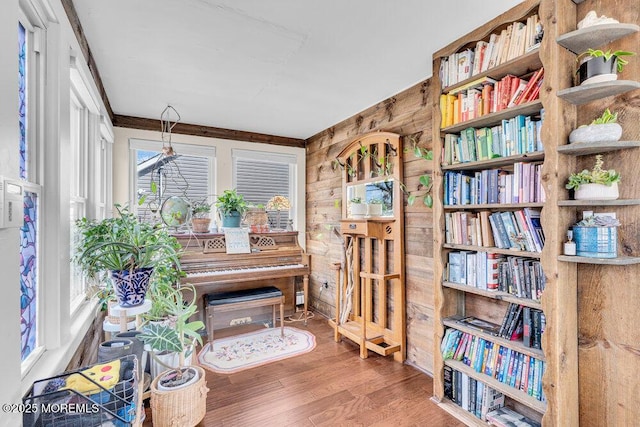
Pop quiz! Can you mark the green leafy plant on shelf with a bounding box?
[589,108,618,125]
[215,189,248,216]
[565,155,621,190]
[580,49,635,73]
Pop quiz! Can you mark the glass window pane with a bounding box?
[19,23,27,180]
[20,190,38,360]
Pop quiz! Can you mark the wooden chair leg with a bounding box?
[280,301,284,337]
[272,304,276,329]
[207,305,214,345]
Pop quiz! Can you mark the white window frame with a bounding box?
[129,139,216,214]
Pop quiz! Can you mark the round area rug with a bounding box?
[198,326,316,374]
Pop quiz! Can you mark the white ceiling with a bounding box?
[72,0,522,140]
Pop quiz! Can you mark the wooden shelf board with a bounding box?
[442,281,542,309]
[444,202,544,210]
[443,50,542,95]
[442,152,544,171]
[558,255,640,265]
[557,80,640,105]
[557,140,640,155]
[558,199,640,206]
[443,318,545,360]
[443,244,542,259]
[442,101,543,134]
[444,359,547,414]
[360,272,401,281]
[436,398,487,427]
[556,23,639,54]
[365,337,401,356]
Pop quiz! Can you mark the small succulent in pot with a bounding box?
[566,155,620,200]
[569,108,622,143]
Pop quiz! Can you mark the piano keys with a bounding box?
[173,231,310,327]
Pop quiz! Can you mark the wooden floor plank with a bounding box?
[144,313,466,426]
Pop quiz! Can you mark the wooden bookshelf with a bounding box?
[442,281,543,309]
[432,1,578,425]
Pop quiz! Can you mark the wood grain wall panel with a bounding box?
[574,1,640,425]
[306,79,435,370]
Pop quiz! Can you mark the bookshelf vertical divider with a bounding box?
[431,0,579,425]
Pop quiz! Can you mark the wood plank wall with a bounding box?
[574,2,640,425]
[305,79,436,373]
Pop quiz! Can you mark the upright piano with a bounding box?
[173,231,310,327]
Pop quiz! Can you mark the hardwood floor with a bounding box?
[144,313,465,426]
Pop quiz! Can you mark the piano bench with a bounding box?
[204,286,284,344]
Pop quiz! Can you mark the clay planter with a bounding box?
[367,203,383,217]
[574,182,619,201]
[191,218,211,233]
[350,203,367,218]
[569,123,622,143]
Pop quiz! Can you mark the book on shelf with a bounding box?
[456,316,502,336]
[486,407,541,427]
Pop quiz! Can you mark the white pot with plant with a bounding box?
[139,284,209,427]
[569,108,622,144]
[366,199,384,217]
[349,197,367,218]
[566,155,620,200]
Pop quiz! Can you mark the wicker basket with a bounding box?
[150,365,209,427]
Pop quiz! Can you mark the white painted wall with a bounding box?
[113,127,307,246]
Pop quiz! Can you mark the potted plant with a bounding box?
[569,108,622,143]
[215,189,248,228]
[349,197,367,218]
[74,204,182,307]
[565,154,621,200]
[138,284,208,426]
[366,198,384,217]
[576,48,635,85]
[190,198,212,233]
[572,215,620,258]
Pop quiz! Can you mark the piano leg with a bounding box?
[303,274,309,326]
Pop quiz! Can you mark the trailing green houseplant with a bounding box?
[74,204,182,307]
[576,48,635,85]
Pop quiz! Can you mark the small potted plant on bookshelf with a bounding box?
[569,108,622,144]
[190,198,212,233]
[572,214,620,258]
[576,48,635,86]
[566,154,620,200]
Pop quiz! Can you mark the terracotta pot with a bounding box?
[191,218,211,233]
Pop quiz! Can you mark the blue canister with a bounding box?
[573,226,617,258]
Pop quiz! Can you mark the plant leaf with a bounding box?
[408,194,416,205]
[424,194,433,208]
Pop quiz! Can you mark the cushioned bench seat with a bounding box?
[204,286,284,344]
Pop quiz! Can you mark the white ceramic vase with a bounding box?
[574,182,619,200]
[569,123,622,144]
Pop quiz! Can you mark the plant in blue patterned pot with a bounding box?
[74,204,182,307]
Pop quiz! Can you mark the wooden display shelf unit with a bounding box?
[443,202,545,210]
[441,100,543,134]
[332,131,406,362]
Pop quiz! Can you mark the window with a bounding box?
[130,140,216,224]
[233,149,296,229]
[19,18,43,363]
